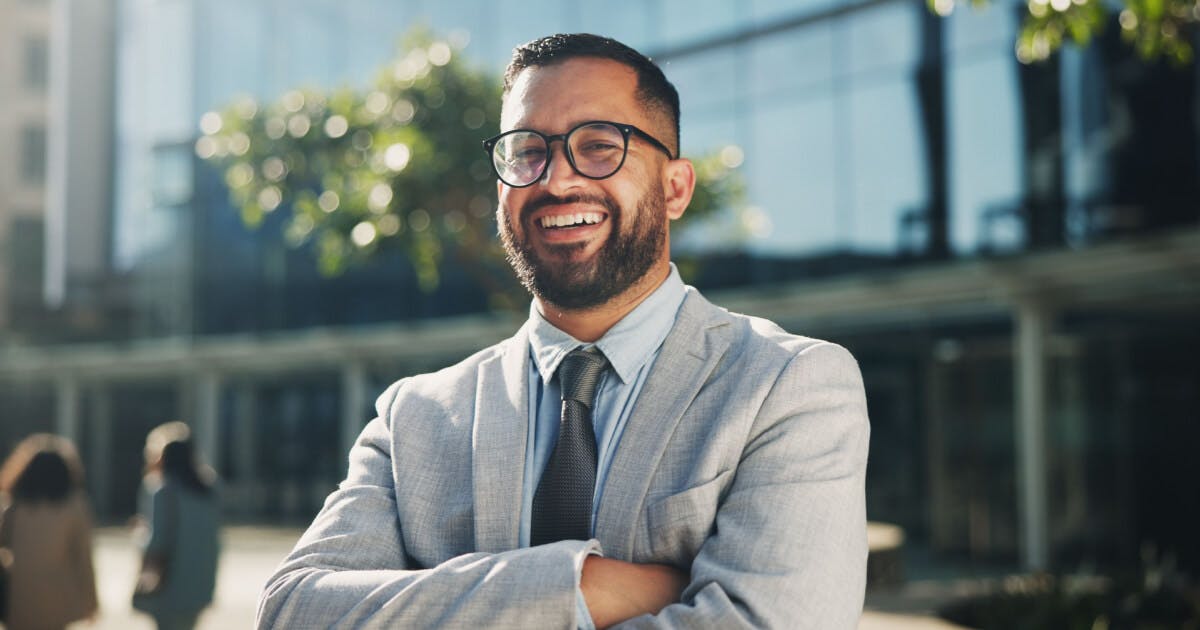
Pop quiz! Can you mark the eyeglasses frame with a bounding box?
[482,120,676,188]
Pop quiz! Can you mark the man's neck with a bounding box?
[535,263,672,343]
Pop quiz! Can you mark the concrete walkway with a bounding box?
[82,526,297,629]
[79,526,961,629]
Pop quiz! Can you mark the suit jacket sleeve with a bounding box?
[256,379,600,629]
[620,341,871,630]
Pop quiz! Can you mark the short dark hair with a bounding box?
[503,33,681,156]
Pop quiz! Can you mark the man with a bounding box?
[258,33,869,629]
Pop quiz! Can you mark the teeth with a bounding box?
[540,212,603,228]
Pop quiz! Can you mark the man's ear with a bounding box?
[662,158,695,221]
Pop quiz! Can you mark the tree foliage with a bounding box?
[930,0,1198,65]
[198,29,744,306]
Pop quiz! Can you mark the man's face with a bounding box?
[496,57,673,311]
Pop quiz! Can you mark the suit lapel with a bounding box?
[472,324,530,553]
[594,291,731,559]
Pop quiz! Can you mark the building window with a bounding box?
[152,144,193,206]
[21,125,47,184]
[24,37,49,91]
[7,217,45,303]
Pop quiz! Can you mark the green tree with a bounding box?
[929,0,1198,65]
[199,29,744,310]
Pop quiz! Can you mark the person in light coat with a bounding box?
[0,433,98,630]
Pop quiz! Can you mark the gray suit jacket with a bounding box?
[258,287,870,629]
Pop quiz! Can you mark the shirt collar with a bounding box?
[528,264,687,386]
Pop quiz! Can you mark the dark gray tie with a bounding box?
[531,347,609,545]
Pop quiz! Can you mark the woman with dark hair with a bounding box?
[0,433,98,630]
[131,422,219,630]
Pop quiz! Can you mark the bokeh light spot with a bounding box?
[719,145,745,168]
[409,208,431,232]
[463,108,485,129]
[392,99,416,124]
[287,114,312,138]
[263,157,288,182]
[365,92,390,116]
[378,214,402,236]
[368,183,393,212]
[194,136,217,159]
[352,130,373,151]
[226,163,254,188]
[265,117,286,140]
[384,143,411,172]
[324,115,349,139]
[1119,10,1138,30]
[351,222,378,247]
[428,42,452,66]
[444,210,466,233]
[318,190,340,213]
[258,186,282,211]
[449,29,471,50]
[229,132,251,156]
[282,90,305,113]
[200,111,223,135]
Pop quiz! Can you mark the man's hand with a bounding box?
[580,556,689,629]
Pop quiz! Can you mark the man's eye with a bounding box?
[512,147,546,161]
[579,142,620,154]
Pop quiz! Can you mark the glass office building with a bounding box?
[1,0,1197,577]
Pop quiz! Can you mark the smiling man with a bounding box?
[258,34,870,629]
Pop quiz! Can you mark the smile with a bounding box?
[538,212,605,229]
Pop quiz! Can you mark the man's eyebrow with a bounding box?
[504,119,608,134]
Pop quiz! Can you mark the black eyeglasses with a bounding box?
[482,120,675,188]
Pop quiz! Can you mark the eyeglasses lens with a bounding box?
[491,123,627,187]
[567,123,626,179]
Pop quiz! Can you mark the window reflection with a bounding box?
[751,97,838,253]
[23,36,49,91]
[947,54,1022,254]
[659,0,745,47]
[20,125,47,184]
[849,79,926,253]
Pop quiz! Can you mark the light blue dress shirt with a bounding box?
[521,264,687,628]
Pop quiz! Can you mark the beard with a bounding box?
[498,183,666,311]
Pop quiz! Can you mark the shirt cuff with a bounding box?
[574,545,603,630]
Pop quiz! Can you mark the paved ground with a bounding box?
[84,526,299,629]
[80,526,964,629]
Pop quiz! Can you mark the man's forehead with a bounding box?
[500,57,641,130]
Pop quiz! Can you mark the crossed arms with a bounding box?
[256,342,869,629]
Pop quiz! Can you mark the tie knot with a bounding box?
[558,347,608,407]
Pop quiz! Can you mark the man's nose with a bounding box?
[539,141,582,192]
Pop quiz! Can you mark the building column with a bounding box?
[925,355,954,552]
[232,383,257,481]
[55,375,81,442]
[224,383,259,517]
[193,372,221,467]
[341,362,369,461]
[89,385,113,515]
[1015,297,1052,570]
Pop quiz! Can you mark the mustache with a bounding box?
[522,192,619,218]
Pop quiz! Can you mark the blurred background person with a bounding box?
[0,434,98,630]
[131,422,219,630]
